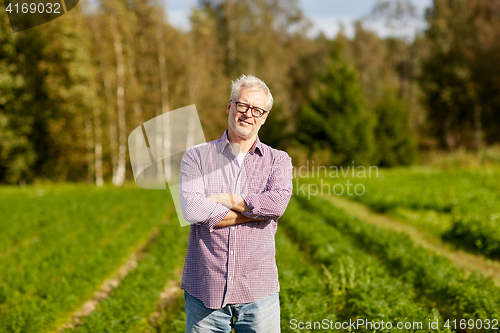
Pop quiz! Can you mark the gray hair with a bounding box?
[230,74,274,111]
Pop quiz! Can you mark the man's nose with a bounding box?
[241,108,253,117]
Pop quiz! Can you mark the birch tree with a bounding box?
[154,2,171,182]
[88,19,105,186]
[109,12,127,185]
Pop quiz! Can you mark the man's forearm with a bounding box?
[215,210,255,228]
[206,193,250,213]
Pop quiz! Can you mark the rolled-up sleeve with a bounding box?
[179,147,230,232]
[241,152,293,220]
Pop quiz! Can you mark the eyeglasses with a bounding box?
[231,100,268,118]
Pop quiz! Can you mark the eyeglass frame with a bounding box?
[230,100,269,118]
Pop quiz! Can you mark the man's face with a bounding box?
[226,87,269,141]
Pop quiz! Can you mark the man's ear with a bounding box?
[226,101,232,114]
[261,112,269,125]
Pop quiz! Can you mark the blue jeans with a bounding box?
[184,291,280,333]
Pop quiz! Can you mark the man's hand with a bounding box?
[206,193,251,213]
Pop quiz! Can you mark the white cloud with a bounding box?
[302,0,433,39]
[168,9,191,31]
[307,15,356,38]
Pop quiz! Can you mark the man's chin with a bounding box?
[234,128,254,140]
[231,124,250,138]
[235,132,252,140]
[229,120,257,140]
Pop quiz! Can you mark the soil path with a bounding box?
[57,227,163,331]
[323,195,500,286]
[57,220,184,332]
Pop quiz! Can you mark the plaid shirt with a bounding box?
[179,130,293,309]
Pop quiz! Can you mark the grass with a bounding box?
[65,209,189,333]
[302,166,500,257]
[297,194,500,322]
[281,197,449,332]
[388,207,453,236]
[420,145,500,169]
[0,184,174,333]
[2,168,499,332]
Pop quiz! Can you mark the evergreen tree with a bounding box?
[35,7,97,181]
[373,89,416,166]
[0,11,35,183]
[297,42,376,166]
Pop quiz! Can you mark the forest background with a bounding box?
[1,0,499,185]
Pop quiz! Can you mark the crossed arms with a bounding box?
[205,194,255,228]
[179,145,293,232]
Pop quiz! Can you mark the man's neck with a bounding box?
[227,131,256,154]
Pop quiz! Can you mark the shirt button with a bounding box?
[231,226,235,230]
[230,251,234,255]
[229,276,232,280]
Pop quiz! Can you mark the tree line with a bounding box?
[0,0,498,184]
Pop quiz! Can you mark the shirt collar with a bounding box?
[220,130,264,156]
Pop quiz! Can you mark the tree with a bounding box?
[466,0,500,145]
[0,2,97,183]
[185,7,229,141]
[296,42,376,166]
[197,0,311,145]
[420,0,500,149]
[0,10,35,183]
[373,90,416,166]
[345,22,388,104]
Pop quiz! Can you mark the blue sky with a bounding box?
[165,0,434,38]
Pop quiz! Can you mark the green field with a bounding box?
[1,167,499,332]
[302,166,500,258]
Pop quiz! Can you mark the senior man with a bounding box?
[179,74,293,332]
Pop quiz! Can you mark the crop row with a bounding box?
[275,227,336,331]
[0,185,174,333]
[63,210,189,333]
[341,168,497,213]
[306,167,500,258]
[445,197,500,257]
[0,184,136,255]
[296,194,500,323]
[280,197,449,332]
